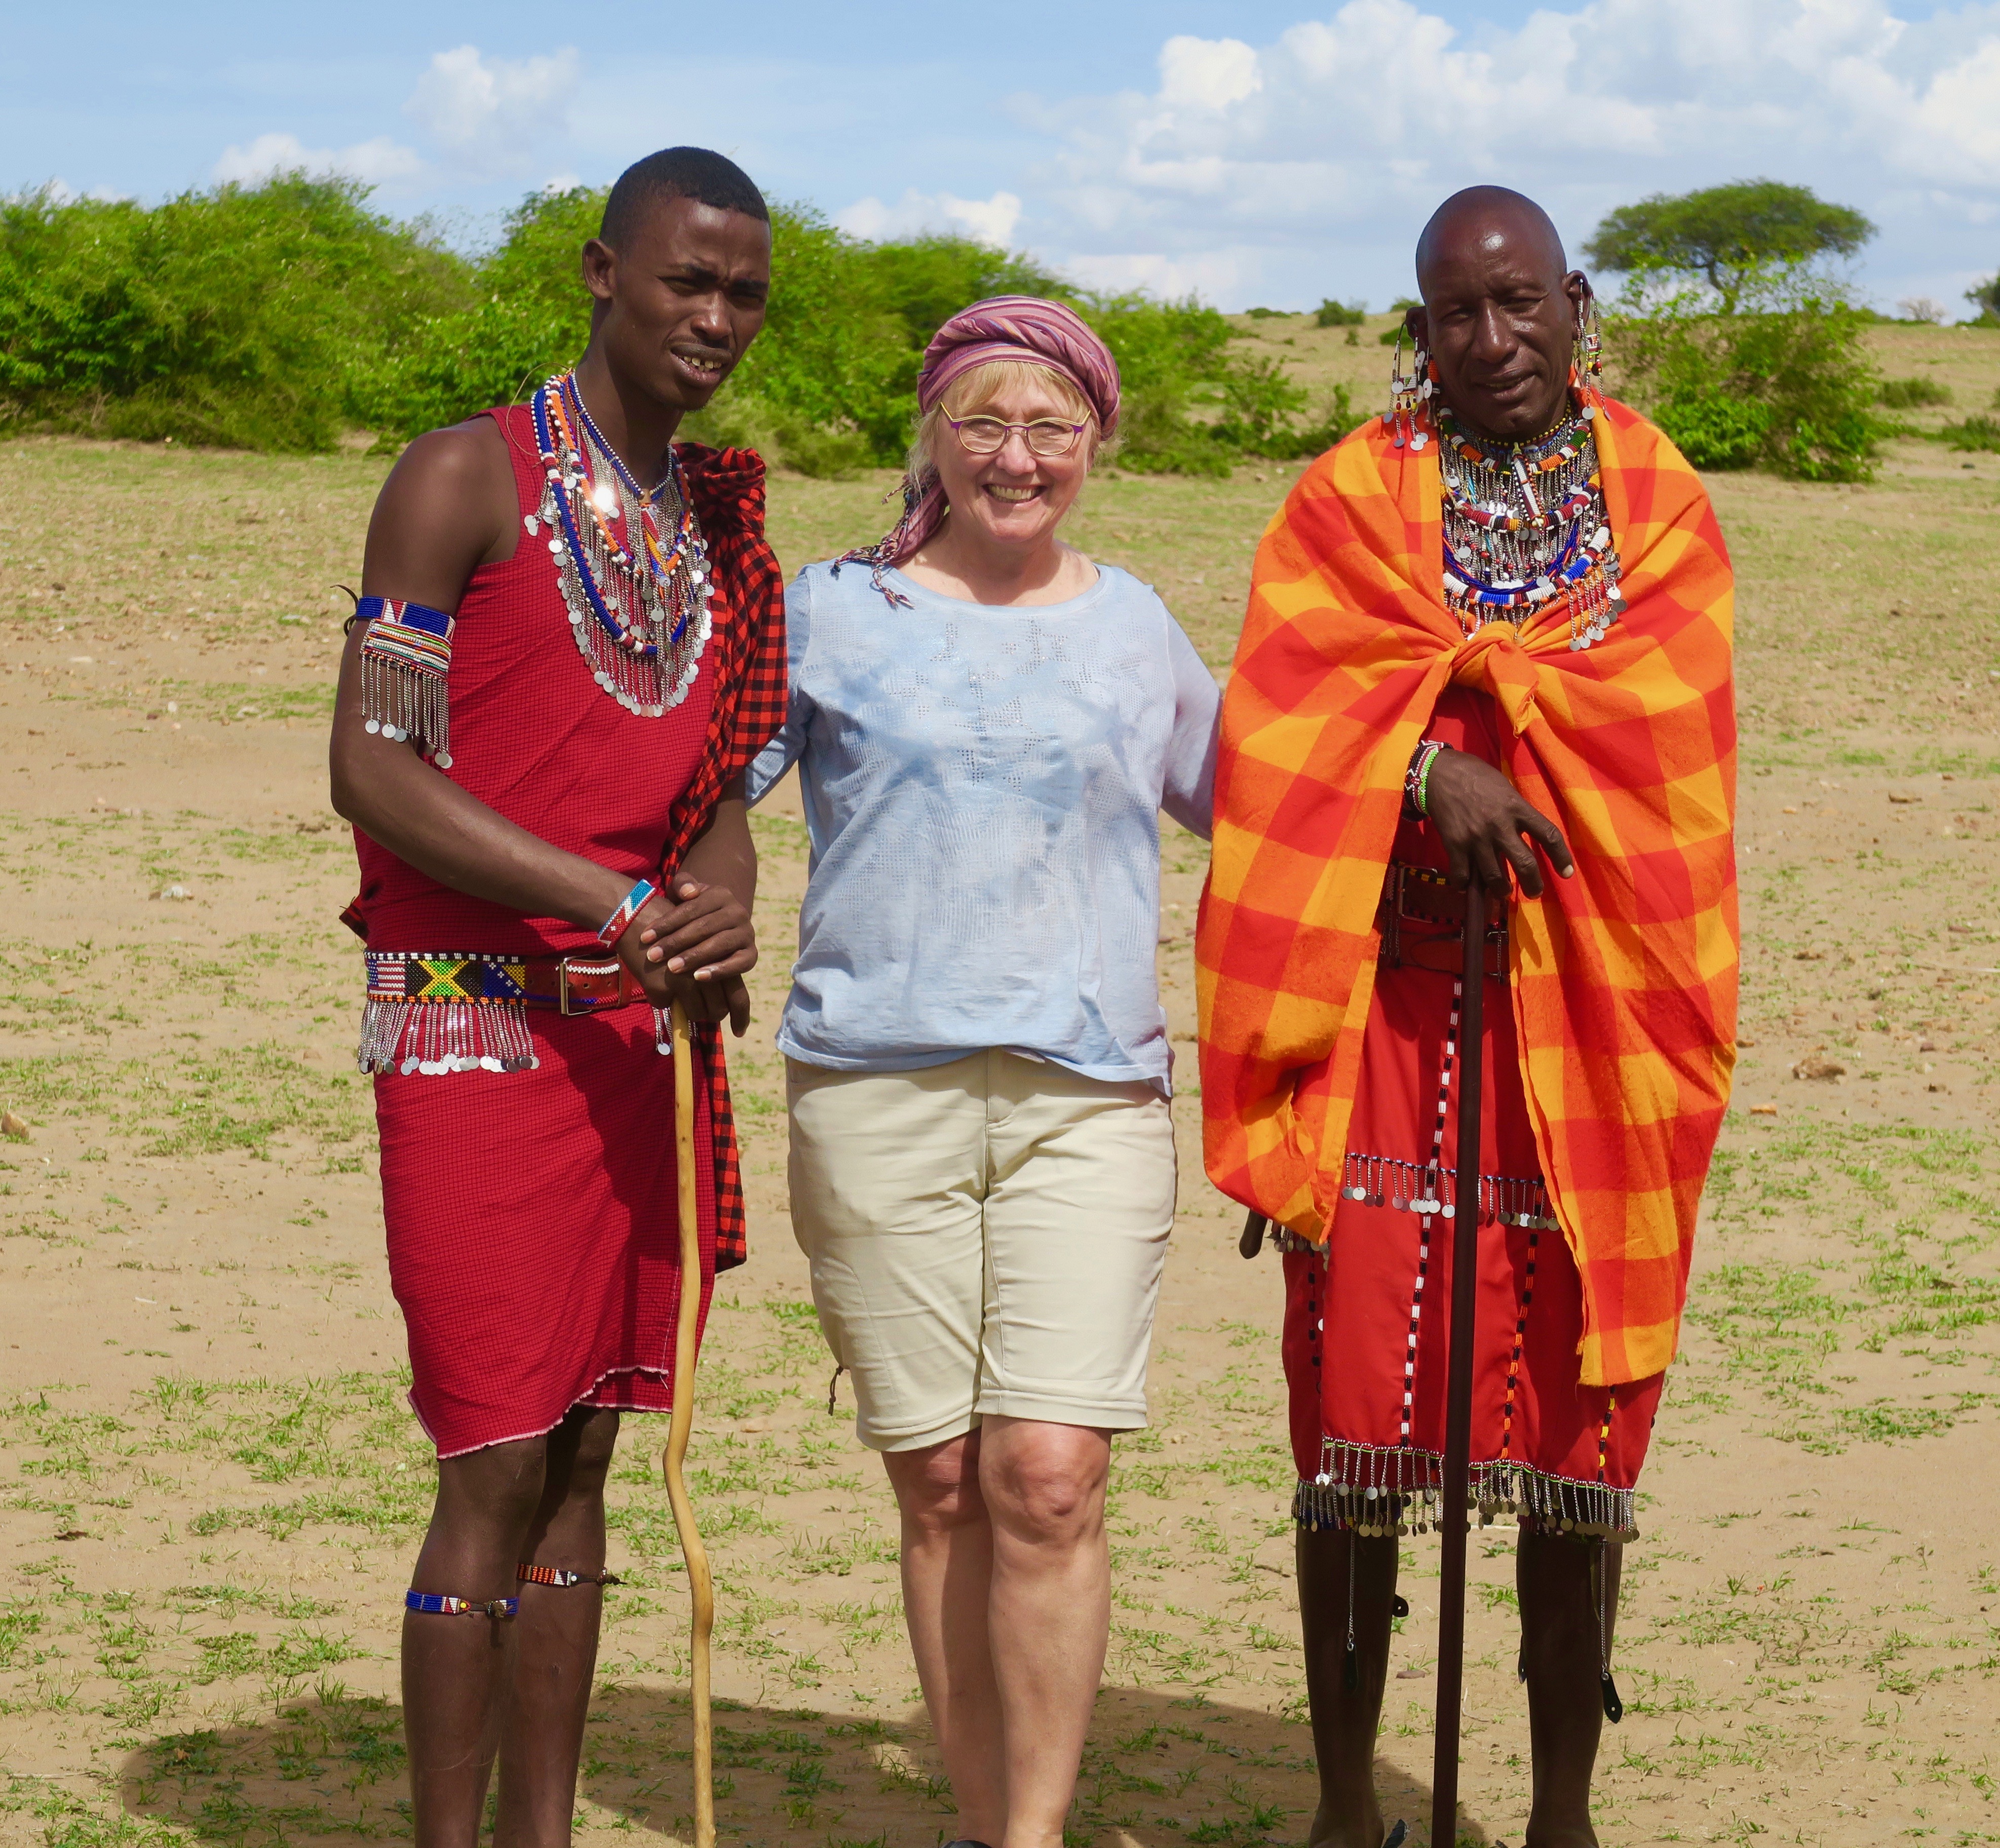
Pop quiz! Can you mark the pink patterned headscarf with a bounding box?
[835,295,1121,604]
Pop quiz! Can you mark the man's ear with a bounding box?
[581,237,618,306]
[1564,270,1593,324]
[1407,303,1430,352]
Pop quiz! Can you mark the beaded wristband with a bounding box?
[596,879,658,947]
[1404,740,1445,819]
[1415,742,1445,817]
[405,1590,518,1618]
[518,1562,623,1588]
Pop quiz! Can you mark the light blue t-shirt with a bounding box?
[745,559,1220,1092]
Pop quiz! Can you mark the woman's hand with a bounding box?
[618,878,756,1035]
[1423,747,1573,897]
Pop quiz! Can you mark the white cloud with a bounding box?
[41,178,132,205]
[1019,0,2000,311]
[1158,35,1262,110]
[836,187,1024,247]
[406,45,581,175]
[1061,249,1251,302]
[212,132,421,187]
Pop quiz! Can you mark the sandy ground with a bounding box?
[3,333,2000,1848]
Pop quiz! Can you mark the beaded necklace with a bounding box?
[1435,394,1624,652]
[527,370,712,716]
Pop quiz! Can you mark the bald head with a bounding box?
[1416,186,1568,297]
[1407,186,1590,442]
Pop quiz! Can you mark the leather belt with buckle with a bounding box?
[1375,863,1508,978]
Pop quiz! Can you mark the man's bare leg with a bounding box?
[1518,1528,1621,1848]
[495,1405,623,1848]
[403,1434,552,1848]
[883,1430,1007,1846]
[1297,1524,1401,1848]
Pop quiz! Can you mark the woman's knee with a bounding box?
[981,1419,1109,1545]
[884,1432,987,1535]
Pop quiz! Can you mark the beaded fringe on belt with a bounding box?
[357,951,670,1076]
[359,998,542,1075]
[1293,1439,1637,1543]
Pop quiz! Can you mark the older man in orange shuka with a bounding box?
[1198,187,1737,1848]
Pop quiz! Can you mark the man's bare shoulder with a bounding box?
[383,414,516,507]
[365,413,520,594]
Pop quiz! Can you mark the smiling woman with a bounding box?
[746,295,1220,1848]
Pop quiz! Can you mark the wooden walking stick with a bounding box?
[662,999,716,1848]
[1430,869,1487,1848]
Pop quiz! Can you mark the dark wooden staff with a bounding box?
[1430,868,1487,1848]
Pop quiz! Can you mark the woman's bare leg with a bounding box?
[978,1416,1112,1848]
[882,1430,1007,1845]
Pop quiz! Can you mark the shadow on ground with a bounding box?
[117,1681,1500,1847]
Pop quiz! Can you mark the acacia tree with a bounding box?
[1583,179,1875,312]
[1968,271,2000,323]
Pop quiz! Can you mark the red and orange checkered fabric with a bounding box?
[1197,397,1738,1385]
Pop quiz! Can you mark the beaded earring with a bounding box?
[1574,296,1605,415]
[1387,325,1433,451]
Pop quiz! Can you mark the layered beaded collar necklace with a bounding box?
[1435,393,1624,652]
[527,370,712,716]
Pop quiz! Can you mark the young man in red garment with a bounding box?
[328,147,785,1845]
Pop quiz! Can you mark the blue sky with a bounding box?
[11,0,1999,313]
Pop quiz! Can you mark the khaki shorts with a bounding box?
[786,1049,1176,1452]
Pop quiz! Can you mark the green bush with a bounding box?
[1655,391,1773,469]
[1614,294,1884,481]
[0,175,1317,476]
[1377,297,1422,344]
[0,177,470,449]
[1878,376,1952,408]
[1939,415,2000,453]
[1315,299,1366,328]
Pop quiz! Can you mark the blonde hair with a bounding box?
[906,358,1101,482]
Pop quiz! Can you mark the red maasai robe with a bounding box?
[348,405,785,1457]
[1281,689,1661,1541]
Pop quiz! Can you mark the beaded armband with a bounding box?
[357,596,455,766]
[405,1590,518,1618]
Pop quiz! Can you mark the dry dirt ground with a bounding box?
[3,327,2000,1848]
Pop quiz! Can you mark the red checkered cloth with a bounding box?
[663,441,789,1268]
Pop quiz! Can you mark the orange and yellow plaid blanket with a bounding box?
[1196,397,1737,1385]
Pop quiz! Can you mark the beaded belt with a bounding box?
[1377,862,1508,977]
[365,951,643,1014]
[359,951,659,1076]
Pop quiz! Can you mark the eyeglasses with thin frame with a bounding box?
[946,413,1090,458]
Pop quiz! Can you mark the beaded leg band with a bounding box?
[405,1590,518,1618]
[517,1563,622,1588]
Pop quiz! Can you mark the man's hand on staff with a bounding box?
[1423,748,1574,898]
[619,880,756,1034]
